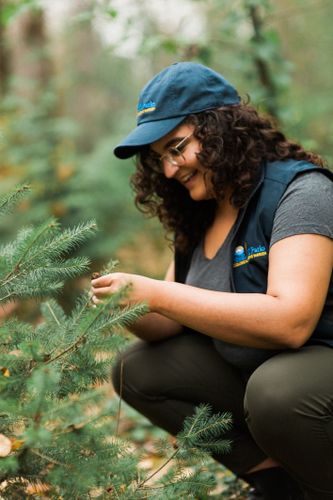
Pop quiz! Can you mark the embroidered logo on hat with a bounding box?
[137,100,156,116]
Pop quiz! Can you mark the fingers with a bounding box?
[91,273,114,287]
[91,295,103,305]
[90,272,132,307]
[91,286,115,297]
[90,273,123,306]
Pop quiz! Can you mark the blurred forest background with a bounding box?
[1,0,332,306]
[0,0,332,496]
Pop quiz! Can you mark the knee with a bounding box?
[244,359,298,443]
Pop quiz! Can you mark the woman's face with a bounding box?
[150,123,214,202]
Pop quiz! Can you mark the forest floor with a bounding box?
[115,397,251,499]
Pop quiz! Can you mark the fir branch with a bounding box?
[180,404,232,445]
[30,257,91,280]
[0,221,55,288]
[43,387,106,420]
[0,223,59,295]
[43,301,61,326]
[36,220,97,260]
[1,221,97,297]
[135,405,232,493]
[140,477,214,492]
[68,292,92,331]
[0,281,64,303]
[14,220,96,273]
[30,449,66,467]
[46,299,147,365]
[11,219,59,274]
[99,258,119,276]
[0,185,30,217]
[45,306,109,364]
[0,292,15,302]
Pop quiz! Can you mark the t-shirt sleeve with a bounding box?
[270,171,333,248]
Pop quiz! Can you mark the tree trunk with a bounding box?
[7,7,52,99]
[248,4,279,120]
[0,0,10,96]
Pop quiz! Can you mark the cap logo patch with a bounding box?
[137,100,156,116]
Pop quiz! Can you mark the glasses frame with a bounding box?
[149,133,193,174]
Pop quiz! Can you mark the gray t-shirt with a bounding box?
[185,171,333,373]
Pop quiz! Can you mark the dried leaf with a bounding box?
[10,438,25,451]
[0,434,12,457]
[25,481,50,496]
[1,367,10,377]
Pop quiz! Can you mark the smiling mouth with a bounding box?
[181,170,198,184]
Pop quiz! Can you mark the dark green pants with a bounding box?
[112,332,333,499]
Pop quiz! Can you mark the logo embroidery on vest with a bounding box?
[233,244,267,268]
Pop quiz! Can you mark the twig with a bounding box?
[30,449,66,467]
[135,448,180,490]
[44,301,61,326]
[115,359,124,436]
[45,306,107,364]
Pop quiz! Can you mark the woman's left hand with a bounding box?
[90,272,157,309]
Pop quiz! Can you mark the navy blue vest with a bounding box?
[175,160,333,346]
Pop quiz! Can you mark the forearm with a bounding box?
[127,311,182,341]
[92,236,331,349]
[150,281,311,349]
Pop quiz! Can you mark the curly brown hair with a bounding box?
[132,103,325,253]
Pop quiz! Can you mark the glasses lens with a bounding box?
[166,150,185,167]
[146,133,191,173]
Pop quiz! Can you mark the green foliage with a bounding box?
[64,139,147,260]
[0,188,233,498]
[0,86,81,240]
[0,186,96,303]
[0,74,148,267]
[0,301,144,497]
[0,185,30,216]
[0,0,38,26]
[178,404,232,455]
[0,189,141,497]
[131,405,233,499]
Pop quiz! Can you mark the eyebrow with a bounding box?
[164,137,185,150]
[150,136,185,156]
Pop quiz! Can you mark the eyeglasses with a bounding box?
[148,133,193,174]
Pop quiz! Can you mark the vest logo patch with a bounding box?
[233,244,267,268]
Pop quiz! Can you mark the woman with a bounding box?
[91,63,333,500]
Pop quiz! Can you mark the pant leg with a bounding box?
[111,331,267,474]
[244,345,333,499]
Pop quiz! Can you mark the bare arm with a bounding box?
[92,234,332,349]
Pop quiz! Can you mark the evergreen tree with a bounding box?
[0,187,233,499]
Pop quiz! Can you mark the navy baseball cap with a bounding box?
[114,62,240,159]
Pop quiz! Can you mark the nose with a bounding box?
[163,161,180,179]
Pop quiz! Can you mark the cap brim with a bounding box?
[113,116,185,159]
